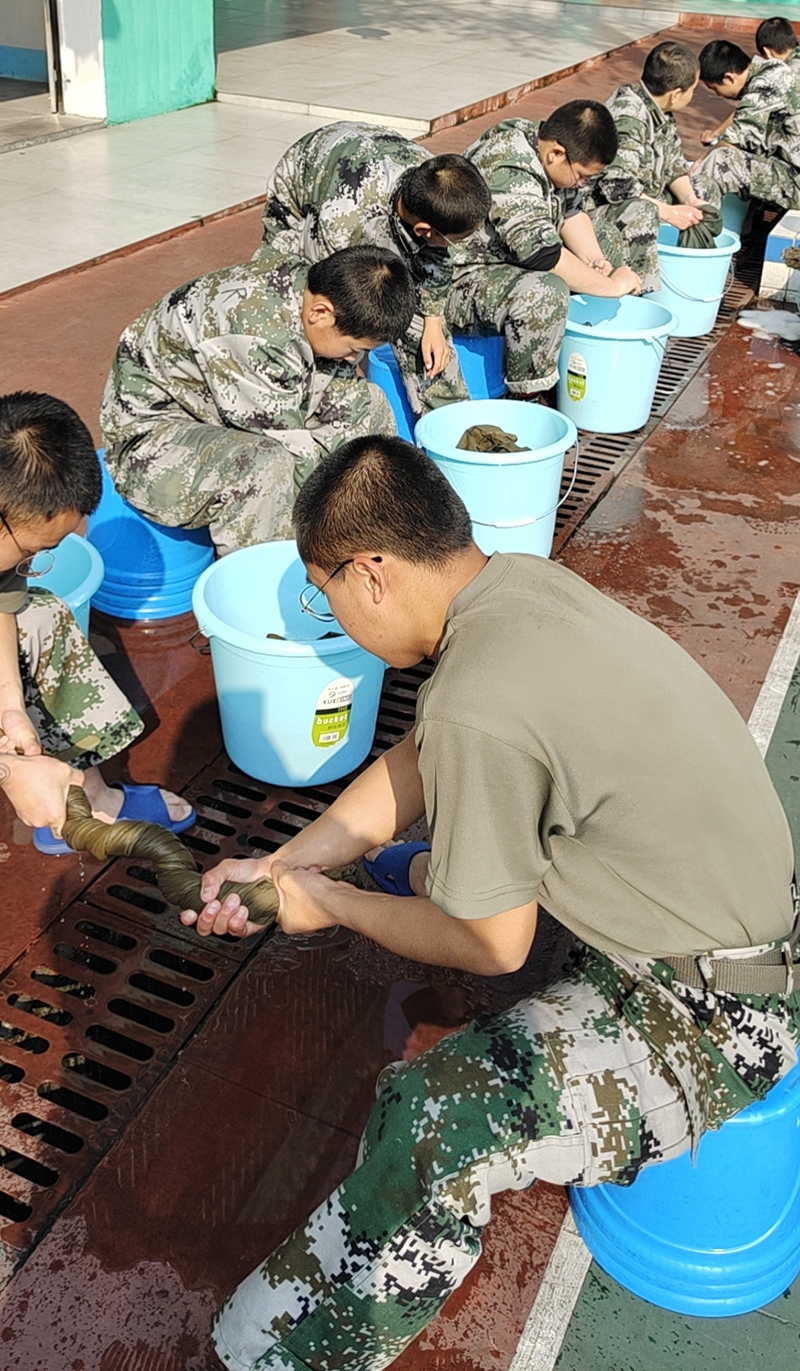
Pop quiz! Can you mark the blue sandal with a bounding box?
[363,841,431,896]
[33,783,196,857]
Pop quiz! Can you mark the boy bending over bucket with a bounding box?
[259,121,492,417]
[100,246,416,557]
[694,39,800,209]
[0,392,192,856]
[449,101,658,399]
[184,436,799,1371]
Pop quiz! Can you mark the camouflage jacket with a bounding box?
[588,80,690,207]
[100,254,359,444]
[455,119,582,269]
[261,121,452,316]
[725,55,800,168]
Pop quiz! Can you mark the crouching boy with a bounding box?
[450,101,658,398]
[0,392,193,855]
[100,246,416,556]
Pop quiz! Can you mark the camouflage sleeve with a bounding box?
[663,121,691,187]
[725,78,775,154]
[593,114,650,202]
[264,144,307,233]
[197,335,310,432]
[486,164,562,266]
[416,254,452,316]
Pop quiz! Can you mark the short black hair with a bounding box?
[539,101,618,166]
[756,17,798,56]
[294,434,474,572]
[642,41,700,94]
[0,392,101,524]
[700,40,751,84]
[306,246,416,341]
[398,155,492,234]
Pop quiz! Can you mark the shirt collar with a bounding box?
[637,81,669,126]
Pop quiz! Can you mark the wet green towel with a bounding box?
[677,203,724,250]
[457,424,528,453]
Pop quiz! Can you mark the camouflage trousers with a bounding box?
[16,588,143,768]
[213,941,800,1371]
[589,197,662,294]
[105,381,394,558]
[440,266,570,397]
[694,146,800,211]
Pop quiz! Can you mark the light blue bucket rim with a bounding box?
[415,400,578,468]
[30,532,105,600]
[657,228,741,260]
[192,551,364,659]
[564,295,677,342]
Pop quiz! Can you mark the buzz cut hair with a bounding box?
[755,17,799,57]
[699,40,751,85]
[398,155,492,234]
[642,41,701,95]
[307,245,417,342]
[539,100,618,167]
[0,391,101,524]
[294,435,474,573]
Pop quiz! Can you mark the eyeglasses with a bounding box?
[0,510,56,578]
[299,558,354,622]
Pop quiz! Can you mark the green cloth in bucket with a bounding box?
[677,203,723,251]
[457,424,528,453]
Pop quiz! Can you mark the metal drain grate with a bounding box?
[0,904,238,1256]
[551,268,754,553]
[0,662,432,1271]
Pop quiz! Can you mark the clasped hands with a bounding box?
[180,853,342,940]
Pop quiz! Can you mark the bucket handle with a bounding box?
[658,257,734,306]
[472,437,579,529]
[189,628,211,655]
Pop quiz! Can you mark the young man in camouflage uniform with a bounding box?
[695,39,800,208]
[756,16,800,79]
[0,392,192,853]
[588,42,721,226]
[260,122,492,415]
[185,437,799,1371]
[100,246,415,557]
[452,102,657,399]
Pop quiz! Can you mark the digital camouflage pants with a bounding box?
[105,380,395,558]
[442,266,570,397]
[588,196,662,294]
[213,940,800,1371]
[17,588,143,767]
[693,145,800,211]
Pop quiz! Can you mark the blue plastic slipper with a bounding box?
[33,783,196,857]
[363,841,431,896]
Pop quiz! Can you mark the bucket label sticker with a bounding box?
[566,351,587,402]
[312,676,354,748]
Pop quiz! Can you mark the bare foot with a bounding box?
[82,767,192,826]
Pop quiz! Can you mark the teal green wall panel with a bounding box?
[101,0,214,125]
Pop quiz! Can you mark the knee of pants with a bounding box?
[17,588,82,678]
[507,271,570,326]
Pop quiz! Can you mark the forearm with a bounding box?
[269,732,426,870]
[0,613,25,713]
[558,211,603,263]
[666,176,702,207]
[328,882,535,975]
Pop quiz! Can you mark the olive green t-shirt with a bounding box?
[414,554,795,958]
[0,566,28,614]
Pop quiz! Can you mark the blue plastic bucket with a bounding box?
[556,295,676,434]
[30,533,105,638]
[367,334,505,441]
[652,226,740,337]
[570,1061,800,1317]
[415,399,578,557]
[192,540,385,787]
[87,463,214,621]
[721,192,749,236]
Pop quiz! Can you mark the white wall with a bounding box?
[0,0,46,51]
[56,0,106,119]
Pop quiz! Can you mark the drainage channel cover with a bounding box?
[551,271,754,554]
[0,903,238,1257]
[0,662,430,1270]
